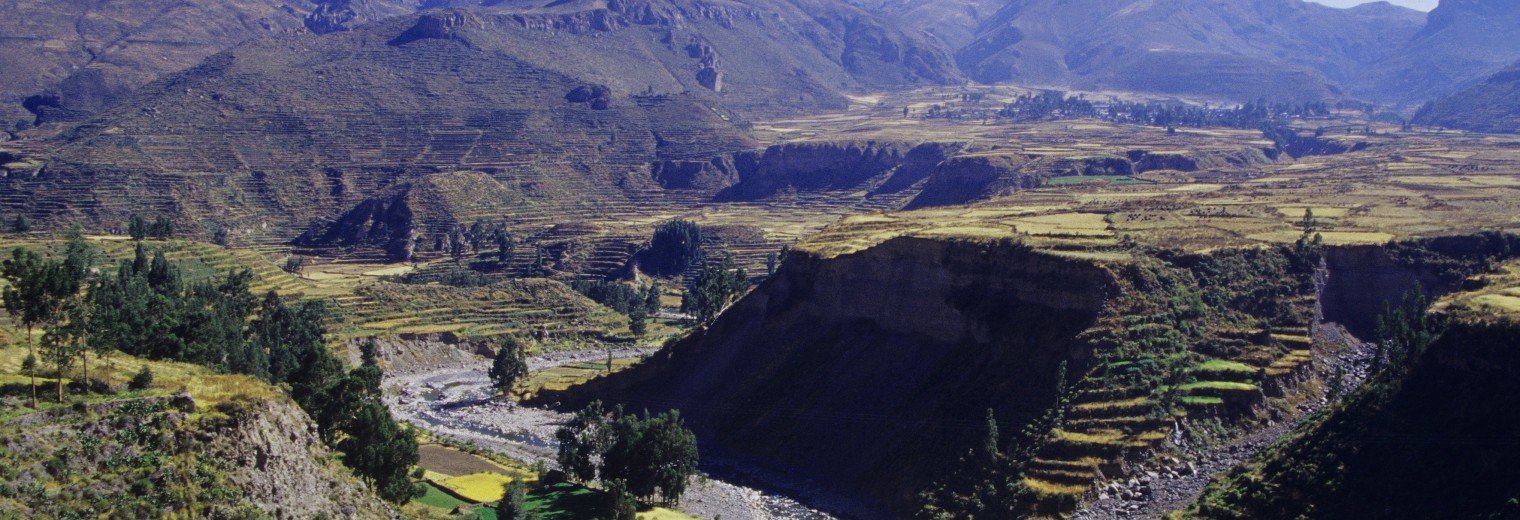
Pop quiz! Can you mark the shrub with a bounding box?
[129,366,154,390]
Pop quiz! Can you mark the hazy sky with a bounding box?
[1309,0,1437,10]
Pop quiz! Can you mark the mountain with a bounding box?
[954,0,1425,102]
[1,0,957,242]
[1412,60,1520,133]
[855,0,1010,50]
[0,0,417,127]
[1356,0,1520,104]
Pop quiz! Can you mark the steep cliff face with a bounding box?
[549,237,1116,514]
[715,141,920,200]
[907,153,1037,208]
[1322,233,1520,337]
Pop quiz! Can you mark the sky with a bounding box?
[1309,0,1437,10]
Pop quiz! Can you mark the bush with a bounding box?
[129,366,154,390]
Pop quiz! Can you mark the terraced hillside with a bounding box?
[7,8,754,243]
[0,0,416,126]
[0,0,964,242]
[536,123,1520,516]
[1190,256,1520,519]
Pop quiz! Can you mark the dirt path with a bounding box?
[383,350,835,520]
[1073,324,1377,519]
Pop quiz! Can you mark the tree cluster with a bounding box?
[436,219,516,266]
[569,279,661,316]
[489,335,529,397]
[554,401,700,506]
[997,91,1097,121]
[643,220,702,276]
[2,228,93,405]
[682,256,747,324]
[1103,99,1330,130]
[2,237,421,504]
[127,214,176,241]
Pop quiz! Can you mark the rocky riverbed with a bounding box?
[383,349,834,520]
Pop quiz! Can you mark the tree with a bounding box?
[12,214,29,233]
[20,353,36,377]
[606,479,638,520]
[359,337,380,367]
[601,410,699,504]
[448,227,466,264]
[128,215,149,241]
[682,256,747,324]
[496,480,538,520]
[555,401,610,483]
[149,216,174,239]
[468,220,487,252]
[489,336,529,397]
[3,248,49,406]
[495,230,516,266]
[338,399,423,503]
[530,246,548,277]
[628,307,648,337]
[40,302,86,402]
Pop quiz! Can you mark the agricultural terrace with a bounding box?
[795,130,1520,259]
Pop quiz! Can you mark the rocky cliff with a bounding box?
[546,236,1117,515]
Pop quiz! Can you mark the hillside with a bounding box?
[0,0,416,127]
[1411,60,1520,133]
[0,353,394,518]
[0,0,961,243]
[1190,258,1520,519]
[6,9,755,243]
[1357,0,1520,104]
[953,0,1424,102]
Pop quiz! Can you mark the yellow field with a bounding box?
[518,356,645,398]
[436,472,535,503]
[637,507,698,520]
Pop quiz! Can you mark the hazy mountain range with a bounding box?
[4,0,1520,128]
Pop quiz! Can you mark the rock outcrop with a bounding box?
[716,141,920,200]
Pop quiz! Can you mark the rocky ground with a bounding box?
[383,348,834,520]
[1072,324,1377,519]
